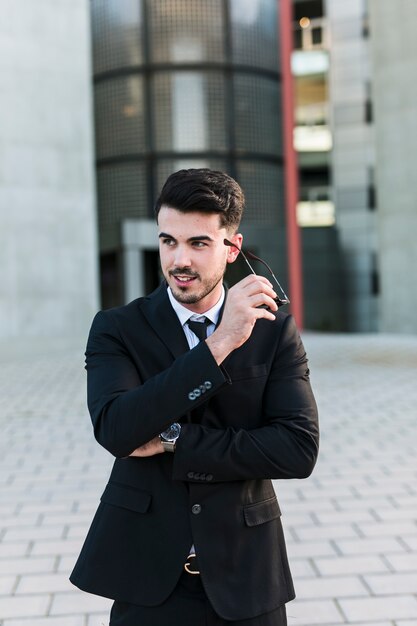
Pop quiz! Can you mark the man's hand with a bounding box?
[206,274,278,365]
[128,437,165,457]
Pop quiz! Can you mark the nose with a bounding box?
[173,245,192,268]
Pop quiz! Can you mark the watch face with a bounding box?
[160,422,181,442]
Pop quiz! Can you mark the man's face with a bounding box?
[158,206,241,313]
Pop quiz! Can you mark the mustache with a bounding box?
[169,268,200,279]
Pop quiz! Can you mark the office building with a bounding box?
[2,0,415,337]
[91,0,289,310]
[294,0,417,333]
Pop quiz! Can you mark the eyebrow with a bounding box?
[158,232,214,243]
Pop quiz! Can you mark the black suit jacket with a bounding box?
[70,283,319,621]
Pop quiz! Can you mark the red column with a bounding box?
[279,0,304,329]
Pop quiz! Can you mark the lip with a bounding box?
[172,275,197,287]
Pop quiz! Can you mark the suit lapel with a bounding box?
[141,283,229,425]
[140,282,228,361]
[140,283,190,359]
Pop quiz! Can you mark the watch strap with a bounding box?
[159,437,176,453]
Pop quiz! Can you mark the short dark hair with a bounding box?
[154,168,244,231]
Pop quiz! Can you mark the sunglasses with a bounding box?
[224,239,290,308]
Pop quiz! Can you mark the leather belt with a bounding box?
[184,553,200,575]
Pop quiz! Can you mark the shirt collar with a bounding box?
[167,285,225,328]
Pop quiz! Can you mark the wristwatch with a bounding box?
[159,422,181,452]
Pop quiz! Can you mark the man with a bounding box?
[70,168,319,625]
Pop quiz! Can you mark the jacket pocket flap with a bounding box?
[243,496,281,527]
[101,482,151,514]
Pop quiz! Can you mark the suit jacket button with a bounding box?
[191,504,202,515]
[187,472,194,479]
[206,474,213,482]
[204,381,212,390]
[188,392,196,400]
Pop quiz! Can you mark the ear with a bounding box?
[226,233,243,264]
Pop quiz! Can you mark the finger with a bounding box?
[247,285,278,302]
[249,293,278,311]
[253,306,277,321]
[240,280,278,304]
[234,274,274,291]
[240,277,277,299]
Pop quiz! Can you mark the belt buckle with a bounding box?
[184,553,200,575]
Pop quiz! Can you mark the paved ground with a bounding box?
[0,332,416,625]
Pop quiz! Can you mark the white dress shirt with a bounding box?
[167,286,225,348]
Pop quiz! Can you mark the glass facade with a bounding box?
[152,71,227,152]
[234,75,282,156]
[91,0,284,303]
[149,0,225,63]
[95,76,146,159]
[230,0,281,69]
[92,0,143,73]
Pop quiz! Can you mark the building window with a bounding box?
[362,0,370,38]
[371,253,379,296]
[149,0,225,63]
[292,0,326,51]
[92,0,143,74]
[152,71,227,152]
[364,81,373,124]
[367,167,377,210]
[230,0,279,69]
[94,76,146,159]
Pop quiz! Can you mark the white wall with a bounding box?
[0,0,99,339]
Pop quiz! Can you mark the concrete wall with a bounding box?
[0,0,98,339]
[325,0,379,331]
[369,0,417,333]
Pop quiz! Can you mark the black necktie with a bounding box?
[187,317,211,342]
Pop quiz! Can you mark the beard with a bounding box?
[167,265,225,305]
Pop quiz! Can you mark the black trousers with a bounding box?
[110,571,287,626]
